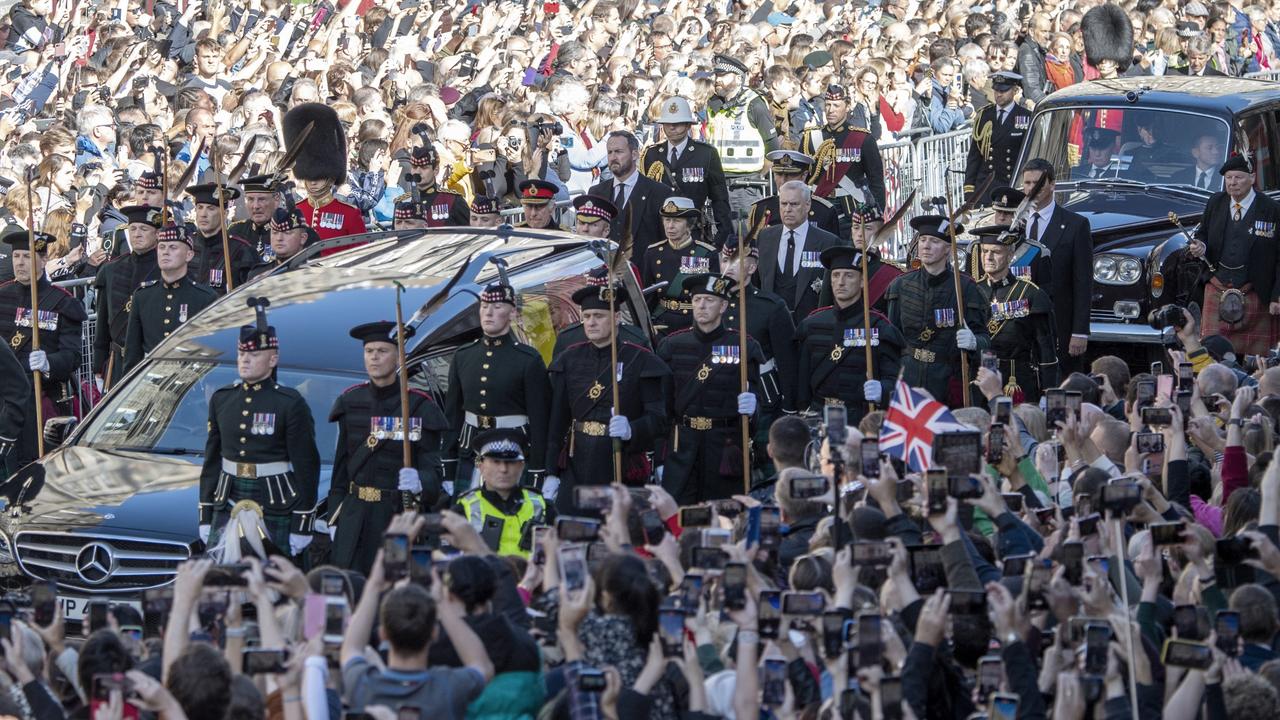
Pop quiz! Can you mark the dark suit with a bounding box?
[1170,65,1228,77]
[641,140,733,246]
[755,223,842,322]
[588,174,673,266]
[1171,165,1224,191]
[1196,190,1280,304]
[1032,202,1093,372]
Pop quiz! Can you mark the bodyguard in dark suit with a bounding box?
[1021,159,1094,372]
[755,181,842,322]
[1170,132,1226,191]
[641,97,734,247]
[964,72,1032,205]
[589,131,673,266]
[1188,153,1280,354]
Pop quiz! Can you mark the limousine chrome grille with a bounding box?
[14,532,190,593]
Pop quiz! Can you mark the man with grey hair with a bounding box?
[75,105,117,170]
[1199,363,1240,400]
[1174,34,1228,76]
[756,180,841,321]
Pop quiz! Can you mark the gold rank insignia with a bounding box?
[588,381,604,399]
[366,434,379,448]
[696,364,711,381]
[919,328,934,342]
[9,332,22,350]
[830,346,844,361]
[988,318,1000,334]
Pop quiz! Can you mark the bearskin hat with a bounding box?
[283,103,348,185]
[1083,4,1134,72]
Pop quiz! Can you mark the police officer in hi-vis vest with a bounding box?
[453,429,552,558]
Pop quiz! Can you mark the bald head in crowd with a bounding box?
[1261,367,1280,397]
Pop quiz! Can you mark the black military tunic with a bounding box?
[816,252,905,314]
[408,186,470,227]
[886,266,991,406]
[963,103,1031,204]
[795,301,906,422]
[656,325,764,504]
[93,249,158,387]
[122,274,217,373]
[642,238,719,337]
[199,378,322,550]
[551,322,650,360]
[723,284,798,413]
[641,140,734,246]
[977,274,1060,402]
[442,332,551,489]
[189,232,256,295]
[327,381,448,574]
[228,219,271,262]
[546,341,671,513]
[0,342,28,475]
[747,193,841,238]
[0,277,84,464]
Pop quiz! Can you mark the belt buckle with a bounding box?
[236,462,256,477]
[689,416,713,431]
[824,398,844,407]
[478,415,493,429]
[357,486,382,502]
[913,348,936,363]
[580,421,608,436]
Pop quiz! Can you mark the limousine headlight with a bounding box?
[1094,255,1142,285]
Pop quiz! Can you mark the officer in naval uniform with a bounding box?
[641,97,734,247]
[964,72,1032,205]
[746,150,841,237]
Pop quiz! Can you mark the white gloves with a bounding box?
[442,480,455,497]
[27,350,48,373]
[956,328,976,350]
[397,467,422,493]
[738,392,757,416]
[289,533,313,556]
[863,380,881,403]
[198,524,211,543]
[609,415,632,440]
[328,524,337,541]
[543,474,561,502]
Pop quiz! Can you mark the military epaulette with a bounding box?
[666,327,694,339]
[138,280,158,289]
[512,342,543,358]
[812,196,834,208]
[851,126,872,134]
[695,240,717,252]
[623,341,653,353]
[869,308,891,323]
[408,388,435,401]
[883,258,909,272]
[1014,276,1041,290]
[647,238,670,249]
[564,340,592,353]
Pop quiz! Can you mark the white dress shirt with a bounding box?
[1027,200,1056,244]
[613,170,639,207]
[777,222,810,276]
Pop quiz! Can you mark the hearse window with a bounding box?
[1022,107,1229,187]
[1240,112,1278,192]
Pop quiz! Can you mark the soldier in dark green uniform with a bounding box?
[230,174,281,262]
[0,230,84,467]
[972,225,1060,403]
[746,150,841,237]
[550,266,649,360]
[657,274,764,504]
[94,205,161,389]
[122,223,217,373]
[199,297,321,556]
[442,281,551,496]
[719,235,797,416]
[796,247,906,423]
[391,193,428,231]
[186,182,257,294]
[886,216,991,407]
[0,342,28,476]
[403,140,470,227]
[642,197,719,338]
[326,321,448,574]
[246,199,317,281]
[545,283,671,512]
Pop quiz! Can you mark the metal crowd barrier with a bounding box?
[1245,70,1280,81]
[50,276,98,418]
[874,128,971,261]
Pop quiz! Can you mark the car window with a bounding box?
[1242,111,1278,192]
[1021,106,1229,187]
[80,360,358,465]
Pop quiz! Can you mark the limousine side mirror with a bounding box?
[43,416,78,447]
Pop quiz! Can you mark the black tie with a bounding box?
[998,108,1007,125]
[613,181,626,208]
[1029,212,1040,242]
[783,230,796,278]
[1200,171,1211,190]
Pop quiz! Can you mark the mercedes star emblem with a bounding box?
[75,542,115,585]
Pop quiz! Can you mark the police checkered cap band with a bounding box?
[713,55,747,74]
[479,439,524,459]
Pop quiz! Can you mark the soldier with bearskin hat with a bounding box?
[122,223,217,374]
[287,104,367,253]
[199,297,321,557]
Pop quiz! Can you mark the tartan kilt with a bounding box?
[209,473,295,551]
[1202,286,1275,356]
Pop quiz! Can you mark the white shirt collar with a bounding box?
[778,222,810,274]
[669,139,688,157]
[1232,189,1257,214]
[1028,200,1055,240]
[616,171,638,190]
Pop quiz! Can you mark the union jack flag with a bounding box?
[878,380,969,471]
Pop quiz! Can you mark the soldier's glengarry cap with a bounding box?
[820,246,864,271]
[1,229,54,254]
[1221,153,1254,175]
[989,71,1023,90]
[658,96,695,124]
[349,320,413,345]
[240,174,279,194]
[410,143,439,168]
[766,150,813,174]
[910,214,962,239]
[136,171,162,191]
[394,198,425,221]
[573,194,617,224]
[480,281,516,305]
[970,224,1019,246]
[471,195,500,215]
[660,196,700,219]
[473,428,526,460]
[156,223,191,248]
[721,234,759,260]
[989,186,1025,213]
[518,179,558,205]
[583,265,611,287]
[239,297,278,351]
[682,273,737,300]
[270,206,307,232]
[823,84,850,102]
[186,182,242,206]
[120,205,165,228]
[571,283,620,311]
[713,54,748,75]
